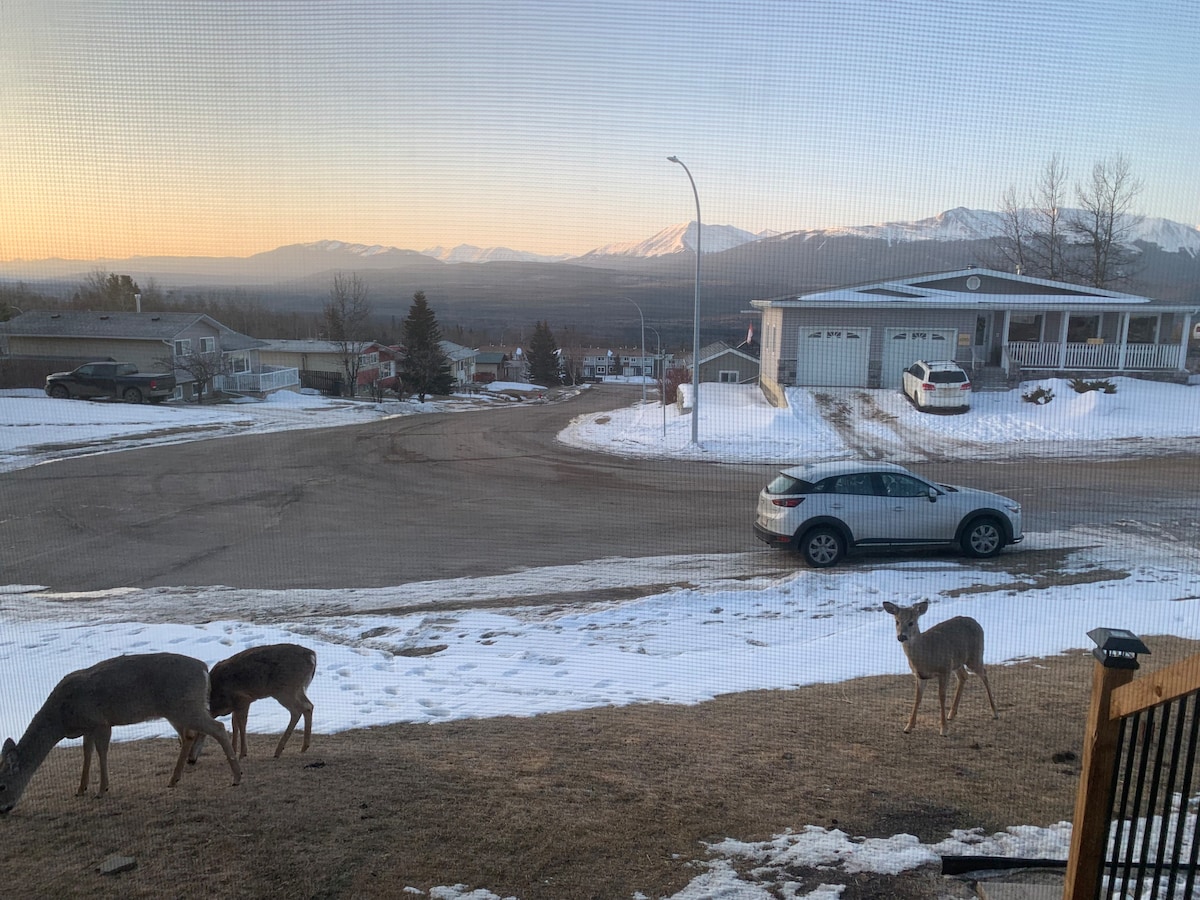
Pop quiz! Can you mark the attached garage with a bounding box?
[880,328,958,388]
[795,327,870,386]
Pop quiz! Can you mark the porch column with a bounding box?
[1058,312,1070,369]
[1179,312,1194,371]
[1116,311,1129,370]
[1000,310,1011,374]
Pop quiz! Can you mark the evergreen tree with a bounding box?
[399,291,454,401]
[526,320,561,386]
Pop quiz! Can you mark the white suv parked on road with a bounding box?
[753,460,1023,568]
[902,359,972,411]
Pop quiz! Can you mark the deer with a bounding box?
[0,653,242,814]
[188,643,316,763]
[882,600,998,736]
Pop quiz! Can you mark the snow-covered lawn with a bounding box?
[2,378,1199,896]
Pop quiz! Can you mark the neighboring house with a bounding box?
[440,340,477,386]
[0,309,295,399]
[752,268,1199,398]
[675,340,760,384]
[257,338,400,395]
[579,348,658,380]
[472,350,509,383]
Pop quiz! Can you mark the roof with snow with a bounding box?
[750,268,1195,311]
[0,309,265,350]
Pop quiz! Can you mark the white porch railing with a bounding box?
[1008,341,1181,370]
[215,366,299,393]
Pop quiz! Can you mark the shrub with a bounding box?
[1069,377,1117,394]
[1022,385,1055,405]
[663,367,689,404]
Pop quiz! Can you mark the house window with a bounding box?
[198,336,216,353]
[1008,315,1042,342]
[174,339,191,356]
[1067,315,1100,342]
[719,370,738,383]
[1128,315,1158,343]
[232,355,250,373]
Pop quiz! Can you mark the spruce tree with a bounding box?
[526,320,561,386]
[399,291,454,401]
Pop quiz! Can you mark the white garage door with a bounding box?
[881,329,958,388]
[795,327,870,387]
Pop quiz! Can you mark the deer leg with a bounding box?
[233,705,250,759]
[170,729,198,787]
[905,678,926,733]
[275,708,302,758]
[77,735,94,796]
[937,674,951,736]
[300,693,313,752]
[948,668,968,721]
[973,664,999,719]
[93,726,113,794]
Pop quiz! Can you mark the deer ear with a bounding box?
[882,601,898,614]
[914,600,929,614]
[1,738,17,772]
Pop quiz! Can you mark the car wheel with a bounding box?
[122,387,143,403]
[48,384,70,400]
[798,527,845,568]
[961,516,1004,558]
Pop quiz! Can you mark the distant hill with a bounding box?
[3,210,1197,345]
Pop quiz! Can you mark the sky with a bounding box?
[2,380,1199,894]
[2,0,1198,262]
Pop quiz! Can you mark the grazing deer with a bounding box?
[189,643,316,763]
[0,653,241,813]
[882,600,998,736]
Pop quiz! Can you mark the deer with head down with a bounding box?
[189,643,316,763]
[0,653,241,814]
[882,600,998,736]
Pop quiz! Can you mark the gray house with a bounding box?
[676,340,760,384]
[752,269,1198,399]
[0,309,297,399]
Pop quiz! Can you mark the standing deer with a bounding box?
[0,653,241,813]
[189,643,316,763]
[882,600,998,736]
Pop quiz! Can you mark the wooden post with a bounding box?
[1063,660,1137,900]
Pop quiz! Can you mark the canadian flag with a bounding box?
[746,324,755,344]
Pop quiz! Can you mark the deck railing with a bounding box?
[215,365,299,393]
[1065,639,1200,899]
[1008,342,1181,371]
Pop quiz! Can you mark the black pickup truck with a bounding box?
[44,362,177,404]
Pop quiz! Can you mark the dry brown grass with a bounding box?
[3,636,1196,899]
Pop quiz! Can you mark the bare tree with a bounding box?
[157,349,232,403]
[323,273,373,396]
[1068,153,1144,288]
[1030,153,1070,280]
[991,154,1069,279]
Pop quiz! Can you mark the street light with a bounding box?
[667,155,701,445]
[623,296,646,403]
[646,325,666,438]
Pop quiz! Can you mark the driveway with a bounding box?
[0,384,1196,592]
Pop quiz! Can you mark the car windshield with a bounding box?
[928,370,966,384]
[766,474,810,495]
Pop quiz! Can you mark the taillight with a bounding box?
[921,382,935,391]
[771,497,804,508]
[960,382,972,390]
[149,379,157,389]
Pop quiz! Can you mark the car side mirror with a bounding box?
[927,487,938,502]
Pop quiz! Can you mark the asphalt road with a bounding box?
[0,384,1196,592]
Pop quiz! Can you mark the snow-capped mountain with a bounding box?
[579,222,769,258]
[422,245,571,264]
[770,207,1200,255]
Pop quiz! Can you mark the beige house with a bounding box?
[0,309,296,399]
[676,340,760,384]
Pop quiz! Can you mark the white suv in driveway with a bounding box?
[753,461,1023,567]
[902,359,972,411]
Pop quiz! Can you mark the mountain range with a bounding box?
[3,208,1197,345]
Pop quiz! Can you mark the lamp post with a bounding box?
[646,325,665,438]
[623,297,646,403]
[667,155,701,445]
